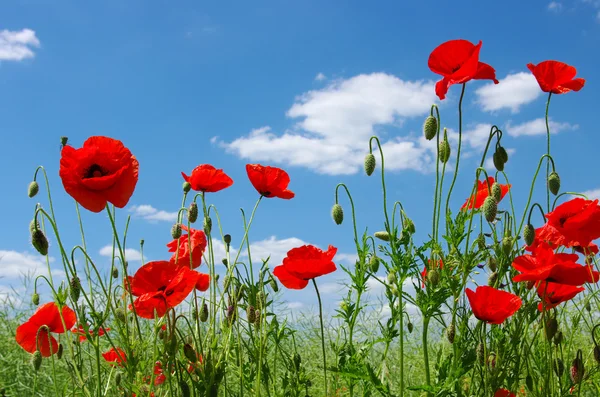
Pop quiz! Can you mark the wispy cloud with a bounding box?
[128,204,178,223]
[506,118,578,137]
[548,1,563,12]
[0,250,63,279]
[99,246,143,261]
[475,72,541,113]
[315,72,326,81]
[582,188,600,200]
[0,29,40,61]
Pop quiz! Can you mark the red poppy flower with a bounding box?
[512,244,599,285]
[150,361,167,386]
[527,61,585,94]
[536,281,584,311]
[102,347,127,366]
[187,353,204,374]
[428,39,499,100]
[494,389,515,397]
[465,286,521,325]
[181,164,233,193]
[71,325,110,342]
[273,245,337,290]
[246,164,295,199]
[461,177,510,210]
[421,259,443,288]
[130,261,200,319]
[541,198,600,249]
[59,136,139,213]
[16,302,77,357]
[574,243,599,256]
[167,225,207,269]
[195,272,210,291]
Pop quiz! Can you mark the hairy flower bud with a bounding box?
[32,292,40,306]
[246,305,256,323]
[594,345,600,364]
[183,344,198,363]
[497,146,508,164]
[70,276,81,302]
[369,255,380,273]
[115,308,127,323]
[364,153,376,176]
[224,234,232,245]
[331,204,344,225]
[488,272,498,287]
[115,372,122,386]
[112,266,119,279]
[548,172,561,196]
[554,358,564,377]
[524,224,535,246]
[502,236,513,256]
[491,183,502,202]
[476,234,486,251]
[293,353,302,371]
[187,202,198,223]
[32,350,42,371]
[476,342,484,364]
[446,323,455,344]
[554,331,563,346]
[570,350,584,384]
[423,115,437,141]
[57,343,63,359]
[483,196,497,223]
[487,257,497,272]
[427,269,440,286]
[28,181,39,198]
[182,181,192,193]
[374,231,390,241]
[407,322,414,333]
[31,229,49,256]
[403,218,416,234]
[545,317,558,341]
[439,133,451,164]
[171,223,182,239]
[387,271,397,284]
[200,302,209,322]
[203,216,212,234]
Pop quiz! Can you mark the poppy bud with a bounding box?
[32,350,42,371]
[476,342,484,364]
[115,372,121,386]
[594,345,600,364]
[403,218,416,234]
[115,308,126,323]
[493,150,505,172]
[331,204,344,225]
[427,269,440,286]
[586,302,592,312]
[180,381,191,397]
[224,234,232,245]
[446,323,455,344]
[497,146,509,164]
[32,292,40,306]
[487,353,496,371]
[526,374,533,391]
[487,257,497,272]
[269,276,279,292]
[293,352,301,371]
[387,271,397,284]
[423,115,437,141]
[254,309,261,325]
[374,231,390,241]
[31,228,49,256]
[545,317,558,341]
[222,258,228,266]
[339,300,349,312]
[256,291,265,307]
[187,202,198,223]
[203,216,212,234]
[183,181,192,193]
[554,358,565,377]
[491,183,502,202]
[200,302,209,322]
[369,255,380,273]
[246,305,256,323]
[57,343,63,359]
[171,223,182,239]
[28,181,39,198]
[483,196,497,223]
[407,322,413,333]
[526,280,535,290]
[476,234,486,251]
[554,331,563,346]
[570,350,584,384]
[112,266,119,279]
[60,136,69,147]
[70,276,81,302]
[488,272,498,287]
[226,305,236,324]
[223,276,231,292]
[183,344,197,363]
[364,153,376,176]
[524,224,535,246]
[502,236,513,256]
[548,172,560,196]
[439,133,450,164]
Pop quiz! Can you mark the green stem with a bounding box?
[444,83,466,227]
[545,92,553,212]
[423,316,431,397]
[313,279,328,396]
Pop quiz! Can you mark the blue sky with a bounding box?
[1,0,599,314]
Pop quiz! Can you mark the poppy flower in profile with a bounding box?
[102,347,127,366]
[246,164,295,199]
[71,325,110,342]
[181,164,233,193]
[194,272,210,291]
[167,225,207,269]
[130,261,200,319]
[461,177,510,210]
[16,302,77,357]
[59,136,139,213]
[536,281,584,311]
[273,245,337,290]
[494,389,516,397]
[512,244,600,285]
[465,286,521,325]
[527,60,585,94]
[428,39,499,100]
[541,198,600,249]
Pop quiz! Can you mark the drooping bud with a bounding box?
[369,255,380,273]
[32,350,42,371]
[115,372,122,386]
[203,216,212,234]
[483,196,498,223]
[188,202,198,223]
[526,280,535,290]
[293,353,301,371]
[374,231,390,241]
[446,323,455,344]
[224,234,232,245]
[200,302,209,322]
[28,181,39,198]
[487,257,497,272]
[70,276,81,302]
[548,172,561,196]
[183,181,192,193]
[32,292,40,306]
[222,258,228,266]
[439,131,451,164]
[269,276,279,292]
[407,322,414,333]
[545,317,558,341]
[554,358,565,377]
[491,183,502,202]
[171,223,182,239]
[57,343,64,359]
[183,344,198,363]
[524,224,535,246]
[246,305,256,323]
[331,204,344,225]
[554,331,563,345]
[493,150,505,172]
[31,228,49,256]
[570,350,584,384]
[488,272,498,287]
[427,269,440,286]
[423,116,437,141]
[502,236,513,256]
[497,146,508,164]
[364,153,376,176]
[387,271,397,284]
[60,136,69,147]
[403,218,416,234]
[112,266,119,279]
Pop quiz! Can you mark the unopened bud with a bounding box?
[487,353,496,371]
[427,269,440,286]
[32,350,42,371]
[364,153,376,176]
[439,133,451,164]
[57,343,63,359]
[407,322,413,333]
[293,353,301,371]
[183,181,192,193]
[387,271,397,284]
[554,331,563,345]
[483,196,497,223]
[269,276,279,292]
[60,136,69,147]
[224,234,231,245]
[476,234,486,251]
[222,258,228,266]
[246,305,256,323]
[112,266,119,279]
[403,218,415,234]
[493,150,505,172]
[594,345,600,364]
[502,236,513,256]
[31,229,49,256]
[491,183,502,202]
[369,255,380,273]
[331,204,344,225]
[115,308,126,323]
[203,216,212,234]
[545,317,558,341]
[115,372,122,386]
[70,276,81,302]
[28,181,39,198]
[374,231,390,241]
[200,302,209,322]
[488,272,498,286]
[497,146,508,164]
[524,224,535,246]
[187,202,198,223]
[183,344,198,363]
[32,292,40,306]
[570,350,584,384]
[447,323,455,343]
[548,172,560,196]
[180,381,191,397]
[423,115,437,141]
[554,358,565,377]
[171,223,182,239]
[476,342,484,364]
[487,257,497,272]
[226,305,236,324]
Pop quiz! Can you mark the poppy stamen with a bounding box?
[84,164,106,179]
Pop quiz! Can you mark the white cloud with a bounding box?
[286,301,304,309]
[0,29,40,61]
[335,253,358,264]
[219,73,438,175]
[548,1,563,12]
[99,246,142,261]
[582,189,600,200]
[0,250,63,279]
[475,72,541,113]
[319,282,345,294]
[315,72,326,81]
[506,118,578,137]
[245,236,307,266]
[128,204,178,223]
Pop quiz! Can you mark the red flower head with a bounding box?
[181,164,233,193]
[494,389,516,397]
[59,136,139,213]
[536,281,584,311]
[194,272,210,291]
[461,177,510,210]
[527,60,585,94]
[102,347,127,366]
[512,244,600,285]
[246,164,295,199]
[130,261,200,319]
[167,225,207,269]
[16,302,77,357]
[541,198,600,249]
[273,245,337,289]
[465,286,521,325]
[71,325,110,342]
[428,39,499,100]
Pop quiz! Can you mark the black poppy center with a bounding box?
[558,216,568,227]
[157,285,167,292]
[84,164,107,179]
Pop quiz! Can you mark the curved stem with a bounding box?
[334,183,360,252]
[313,279,328,397]
[545,92,553,212]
